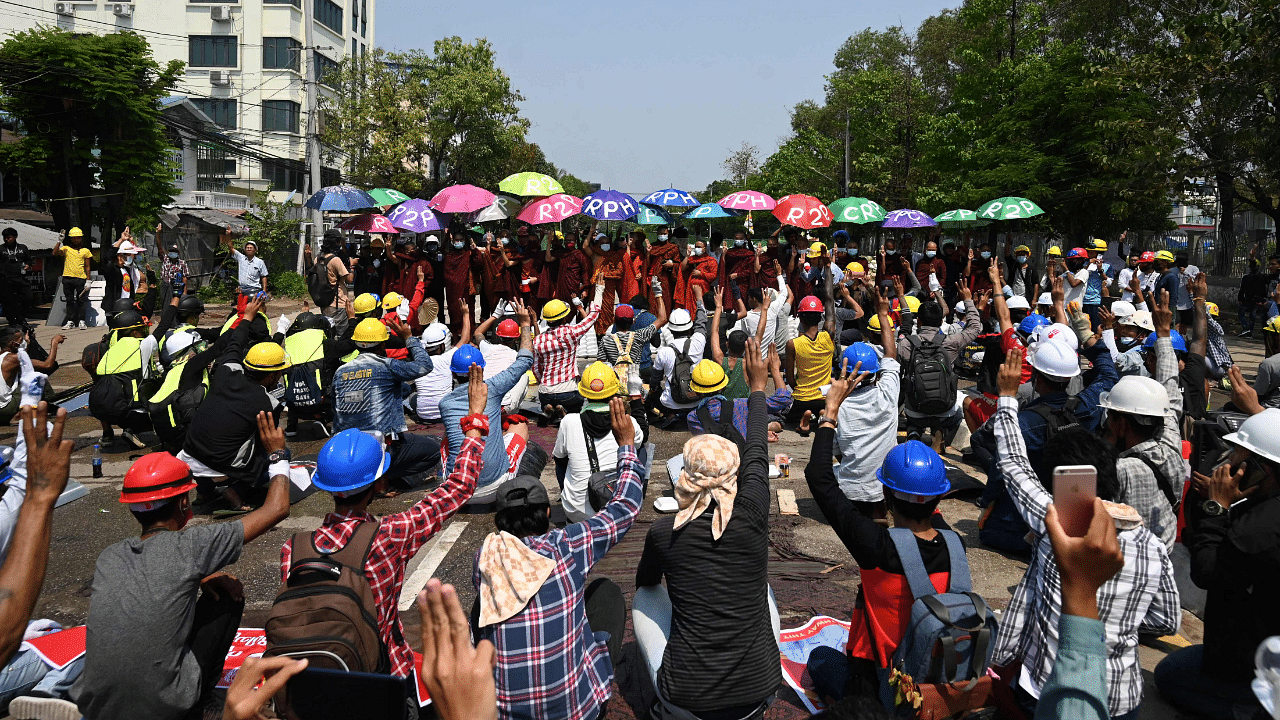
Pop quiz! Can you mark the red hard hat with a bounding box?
[798,295,824,313]
[496,319,520,338]
[1139,251,1156,262]
[119,452,196,505]
[1067,247,1089,258]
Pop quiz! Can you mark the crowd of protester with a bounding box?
[0,220,1276,720]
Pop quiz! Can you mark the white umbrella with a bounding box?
[471,196,523,223]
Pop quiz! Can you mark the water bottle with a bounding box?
[92,444,103,478]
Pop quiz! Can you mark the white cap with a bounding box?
[668,308,693,332]
[1037,292,1052,306]
[1037,322,1079,350]
[1099,375,1169,418]
[954,302,964,313]
[421,322,449,347]
[1119,310,1154,332]
[1224,408,1280,465]
[1110,300,1136,318]
[1030,338,1080,379]
[117,240,144,255]
[1007,296,1030,310]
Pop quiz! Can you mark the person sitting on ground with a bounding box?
[477,397,643,720]
[649,298,709,426]
[278,310,357,438]
[990,349,1179,720]
[282,368,485,694]
[147,321,254,453]
[552,363,643,524]
[785,295,837,434]
[707,288,760,401]
[0,328,62,427]
[633,340,781,719]
[805,368,960,704]
[473,311,530,414]
[735,273,791,359]
[411,319,468,424]
[686,339,792,443]
[75,414,292,720]
[897,284,981,454]
[598,289,668,439]
[534,285,603,420]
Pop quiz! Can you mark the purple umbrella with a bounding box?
[581,190,639,221]
[386,199,448,233]
[882,209,938,229]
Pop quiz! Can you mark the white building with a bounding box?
[1,0,374,196]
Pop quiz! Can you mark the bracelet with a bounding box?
[460,413,490,435]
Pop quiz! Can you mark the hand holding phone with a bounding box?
[1052,465,1097,537]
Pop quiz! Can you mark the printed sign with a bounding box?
[778,616,851,714]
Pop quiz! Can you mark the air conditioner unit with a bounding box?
[54,2,73,15]
[210,4,232,21]
[209,70,232,86]
[112,3,132,16]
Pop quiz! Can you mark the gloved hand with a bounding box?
[1068,303,1091,344]
[276,313,292,336]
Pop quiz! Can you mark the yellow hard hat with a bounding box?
[1046,246,1062,256]
[902,295,922,313]
[1092,239,1108,251]
[1267,316,1280,334]
[868,313,896,331]
[68,227,84,238]
[1204,301,1219,317]
[369,237,385,248]
[353,293,380,315]
[382,292,403,311]
[689,359,727,394]
[577,361,621,400]
[809,242,827,256]
[243,342,291,372]
[1015,245,1031,254]
[845,262,865,275]
[543,299,570,322]
[1155,250,1175,262]
[352,317,390,344]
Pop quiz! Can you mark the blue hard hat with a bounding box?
[313,429,389,494]
[1018,313,1051,335]
[876,440,950,500]
[840,342,880,375]
[1143,329,1187,353]
[450,344,486,374]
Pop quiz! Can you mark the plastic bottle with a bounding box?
[92,444,103,478]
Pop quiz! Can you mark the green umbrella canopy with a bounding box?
[933,209,991,228]
[498,172,564,197]
[976,197,1044,221]
[368,188,410,206]
[827,197,887,224]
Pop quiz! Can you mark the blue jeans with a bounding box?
[1155,645,1259,720]
[0,649,83,712]
[538,389,583,414]
[1240,303,1260,333]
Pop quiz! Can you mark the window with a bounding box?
[351,0,357,31]
[189,35,237,67]
[314,53,340,87]
[360,0,366,36]
[262,160,305,193]
[262,100,300,133]
[196,143,236,185]
[169,147,185,186]
[192,99,237,128]
[314,0,341,32]
[262,37,300,70]
[263,0,301,6]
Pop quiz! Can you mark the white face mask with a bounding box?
[886,249,897,255]
[599,243,611,252]
[693,247,704,256]
[123,257,133,266]
[451,241,464,249]
[925,250,936,258]
[657,235,668,243]
[980,251,992,259]
[734,239,745,247]
[168,252,179,260]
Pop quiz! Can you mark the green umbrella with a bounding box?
[368,188,410,206]
[933,209,990,228]
[827,197,887,224]
[976,196,1044,221]
[498,172,564,197]
[634,205,675,225]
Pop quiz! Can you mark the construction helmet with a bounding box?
[877,440,950,502]
[1110,300,1136,319]
[1099,375,1169,419]
[1046,246,1062,256]
[161,329,201,366]
[1007,295,1031,311]
[543,299,571,323]
[1144,329,1187,353]
[381,292,403,311]
[1017,313,1051,335]
[1204,301,1219,317]
[450,344,485,374]
[111,298,135,314]
[1092,239,1108,251]
[177,295,205,316]
[1139,251,1156,262]
[291,312,330,334]
[845,262,866,275]
[244,342,291,372]
[352,317,390,345]
[578,361,622,400]
[1067,247,1089,259]
[901,295,922,313]
[421,322,449,347]
[1015,244,1031,254]
[119,452,196,506]
[809,242,828,256]
[1038,322,1079,350]
[1267,316,1280,335]
[111,310,145,332]
[840,342,880,375]
[68,227,84,238]
[1030,339,1080,379]
[496,319,520,338]
[798,295,824,313]
[1120,310,1155,333]
[689,359,728,394]
[313,429,389,494]
[1224,408,1280,465]
[1037,292,1052,306]
[1155,250,1175,262]
[668,308,694,332]
[867,313,895,331]
[353,293,380,315]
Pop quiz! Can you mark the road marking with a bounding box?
[398,521,468,611]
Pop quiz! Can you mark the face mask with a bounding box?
[925,250,936,258]
[980,251,991,259]
[1117,336,1140,351]
[168,252,178,260]
[123,257,133,266]
[734,239,745,247]
[501,238,510,246]
[599,243,611,252]
[849,247,858,255]
[451,241,464,249]
[886,249,897,256]
[693,247,704,256]
[657,235,668,243]
[1016,256,1028,264]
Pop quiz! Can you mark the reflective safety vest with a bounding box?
[283,328,328,408]
[339,347,359,363]
[147,357,211,442]
[220,312,268,336]
[95,336,150,402]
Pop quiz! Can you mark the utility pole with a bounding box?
[843,109,850,198]
[302,0,322,271]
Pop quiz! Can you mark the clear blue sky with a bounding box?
[376,0,954,195]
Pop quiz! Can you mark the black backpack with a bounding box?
[668,337,698,405]
[584,429,620,513]
[903,332,958,415]
[1027,396,1084,442]
[307,253,338,308]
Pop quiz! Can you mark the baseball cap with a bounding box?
[495,475,550,511]
[614,304,635,320]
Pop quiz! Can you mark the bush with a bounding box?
[269,271,308,300]
[196,278,236,303]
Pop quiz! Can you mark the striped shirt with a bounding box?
[533,304,601,390]
[991,396,1180,716]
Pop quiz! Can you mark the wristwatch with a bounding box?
[268,448,291,464]
[1201,499,1227,517]
[817,415,837,428]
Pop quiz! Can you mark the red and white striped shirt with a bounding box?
[532,304,600,387]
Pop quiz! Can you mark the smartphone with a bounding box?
[1052,465,1097,537]
[283,666,407,720]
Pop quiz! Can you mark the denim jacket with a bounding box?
[334,338,432,436]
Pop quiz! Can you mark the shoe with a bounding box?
[120,430,147,449]
[9,695,82,720]
[77,321,87,329]
[62,322,73,330]
[284,426,298,438]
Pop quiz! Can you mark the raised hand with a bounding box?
[387,314,412,340]
[609,396,635,447]
[876,286,891,316]
[744,337,767,393]
[998,348,1023,397]
[1152,289,1173,334]
[21,403,72,504]
[1227,365,1263,415]
[1192,460,1255,511]
[256,411,286,454]
[466,363,488,417]
[1045,498,1124,620]
[417,580,499,720]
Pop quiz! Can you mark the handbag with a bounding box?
[584,429,619,513]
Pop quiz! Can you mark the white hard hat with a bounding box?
[954,301,965,313]
[1030,338,1080,379]
[1007,296,1030,310]
[1037,292,1052,306]
[668,308,693,332]
[117,240,144,255]
[1120,310,1155,333]
[1099,375,1169,418]
[1110,300,1136,319]
[421,322,449,347]
[1224,408,1280,465]
[1037,322,1079,350]
[162,329,199,365]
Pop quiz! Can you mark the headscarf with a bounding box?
[476,531,557,626]
[673,434,740,540]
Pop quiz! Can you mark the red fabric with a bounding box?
[999,328,1033,383]
[720,248,757,304]
[875,255,914,287]
[620,249,643,304]
[915,257,947,289]
[592,249,626,281]
[646,242,681,305]
[552,249,589,301]
[969,258,994,294]
[675,256,717,311]
[847,566,950,666]
[485,248,512,295]
[967,393,998,427]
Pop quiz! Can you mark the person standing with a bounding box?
[221,237,268,310]
[51,228,93,329]
[303,230,354,336]
[0,228,31,328]
[1238,259,1268,337]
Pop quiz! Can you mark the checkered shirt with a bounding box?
[533,304,601,386]
[280,435,482,678]
[1116,334,1185,549]
[474,445,644,720]
[992,396,1180,716]
[1205,315,1233,371]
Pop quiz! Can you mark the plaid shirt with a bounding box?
[160,257,188,284]
[992,397,1180,716]
[1116,335,1185,549]
[280,435,482,678]
[474,446,644,720]
[1205,315,1233,370]
[533,304,601,387]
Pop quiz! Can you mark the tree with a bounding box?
[243,191,301,274]
[0,28,183,242]
[722,142,761,186]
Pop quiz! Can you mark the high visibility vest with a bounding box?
[149,357,210,404]
[283,328,329,407]
[95,335,150,402]
[220,312,268,336]
[147,356,211,434]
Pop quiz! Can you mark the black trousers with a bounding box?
[183,591,245,720]
[1,277,28,326]
[62,277,85,324]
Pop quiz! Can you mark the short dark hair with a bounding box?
[727,330,748,356]
[0,326,23,347]
[1,227,14,238]
[495,503,550,538]
[130,496,184,528]
[918,300,944,328]
[628,295,649,312]
[334,484,376,508]
[748,288,764,306]
[1041,427,1120,501]
[673,226,689,239]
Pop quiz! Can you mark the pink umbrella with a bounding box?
[517,194,583,225]
[717,190,776,211]
[428,184,496,213]
[773,194,833,229]
[336,214,399,234]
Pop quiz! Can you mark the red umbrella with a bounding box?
[773,194,833,229]
[517,194,583,224]
[429,184,497,213]
[337,214,399,234]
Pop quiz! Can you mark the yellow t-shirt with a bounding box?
[58,246,92,279]
[793,330,834,402]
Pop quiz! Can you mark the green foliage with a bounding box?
[243,190,301,274]
[197,278,237,303]
[268,271,308,299]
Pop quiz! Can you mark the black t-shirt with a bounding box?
[1181,353,1208,420]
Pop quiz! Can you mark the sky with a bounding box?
[376,0,954,196]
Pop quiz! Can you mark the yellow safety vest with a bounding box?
[95,336,150,402]
[147,357,211,429]
[220,311,269,336]
[283,328,326,392]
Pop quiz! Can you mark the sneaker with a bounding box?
[284,425,298,438]
[62,322,73,330]
[77,321,87,329]
[9,695,82,720]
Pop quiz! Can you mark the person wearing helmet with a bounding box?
[599,289,668,437]
[147,321,246,452]
[1080,240,1111,329]
[1102,366,1184,550]
[988,348,1178,720]
[352,236,386,297]
[440,300,536,505]
[1006,244,1038,305]
[278,310,358,438]
[470,309,529,415]
[410,320,468,424]
[1153,249,1180,306]
[1105,307,1153,377]
[784,295,837,434]
[51,227,93,329]
[302,229,353,336]
[897,282,980,454]
[687,338,792,441]
[550,363,641,523]
[1142,289,1209,420]
[534,279,604,421]
[77,417,293,720]
[221,235,269,313]
[1061,247,1090,309]
[966,265,1036,431]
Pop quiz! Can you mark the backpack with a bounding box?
[264,522,391,674]
[284,358,328,409]
[877,528,999,716]
[903,332,958,415]
[695,401,746,448]
[1026,396,1084,443]
[668,337,698,405]
[307,253,338,308]
[610,333,636,393]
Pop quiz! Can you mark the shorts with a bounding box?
[967,394,998,427]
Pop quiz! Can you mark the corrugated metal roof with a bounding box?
[0,218,60,250]
[164,207,250,233]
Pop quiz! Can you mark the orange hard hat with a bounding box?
[119,452,196,505]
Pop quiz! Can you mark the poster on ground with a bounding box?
[778,615,851,714]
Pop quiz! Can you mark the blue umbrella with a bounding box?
[581,190,640,221]
[640,188,699,207]
[683,202,743,220]
[634,205,675,225]
[304,184,378,211]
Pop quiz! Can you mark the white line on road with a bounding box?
[398,521,468,611]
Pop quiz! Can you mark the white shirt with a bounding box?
[734,275,789,358]
[478,340,526,412]
[553,413,642,524]
[653,334,706,409]
[1064,268,1088,306]
[1117,268,1136,301]
[414,348,455,420]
